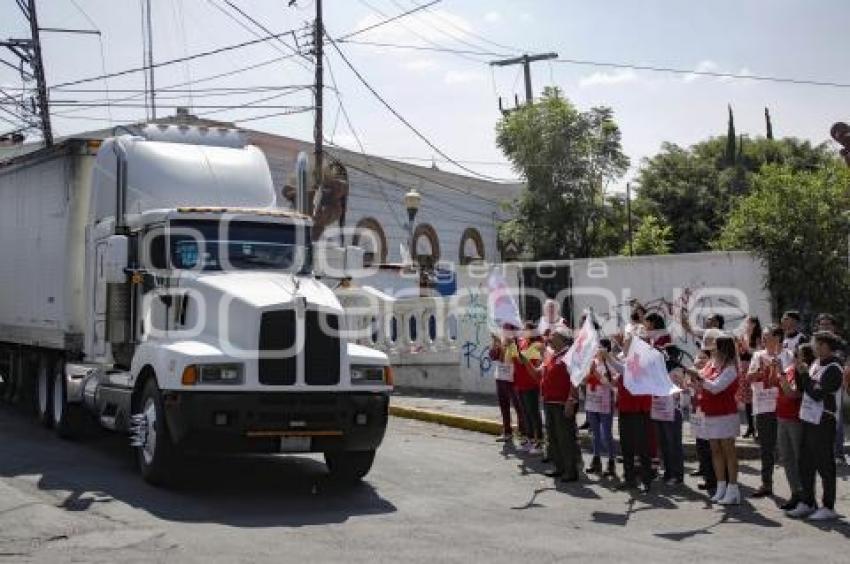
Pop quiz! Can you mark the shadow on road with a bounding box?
[0,407,397,528]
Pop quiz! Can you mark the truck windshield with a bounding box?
[169,220,312,273]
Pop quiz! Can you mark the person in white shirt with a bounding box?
[537,299,567,338]
[781,310,807,351]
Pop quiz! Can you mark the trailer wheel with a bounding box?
[52,361,83,439]
[136,379,178,486]
[35,356,53,428]
[324,450,376,483]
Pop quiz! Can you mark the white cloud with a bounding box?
[444,70,485,85]
[403,59,438,72]
[330,133,359,149]
[579,69,638,88]
[484,11,501,23]
[520,12,534,22]
[683,60,719,82]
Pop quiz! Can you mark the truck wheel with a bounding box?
[35,356,53,428]
[324,450,376,483]
[135,379,178,486]
[52,362,83,439]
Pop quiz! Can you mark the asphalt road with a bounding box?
[1,406,849,564]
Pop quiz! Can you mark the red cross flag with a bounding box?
[624,336,680,396]
[487,271,522,330]
[566,315,599,386]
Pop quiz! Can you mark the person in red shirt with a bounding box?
[511,323,545,454]
[526,325,580,481]
[775,342,810,511]
[746,325,792,498]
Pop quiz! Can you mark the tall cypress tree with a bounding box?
[726,104,737,166]
[765,107,774,140]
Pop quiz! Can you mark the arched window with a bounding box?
[352,217,387,266]
[412,223,440,268]
[458,227,485,265]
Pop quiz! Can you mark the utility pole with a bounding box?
[490,52,558,105]
[144,0,156,120]
[626,182,634,256]
[26,1,51,145]
[311,0,324,218]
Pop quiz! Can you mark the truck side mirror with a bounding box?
[104,235,129,283]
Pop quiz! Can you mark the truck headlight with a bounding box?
[351,365,390,385]
[198,364,244,384]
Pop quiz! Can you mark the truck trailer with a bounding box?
[0,124,392,485]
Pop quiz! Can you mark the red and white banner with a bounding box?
[487,272,522,330]
[624,336,679,396]
[566,315,599,386]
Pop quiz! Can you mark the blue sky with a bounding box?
[2,0,848,189]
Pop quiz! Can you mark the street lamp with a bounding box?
[404,188,421,265]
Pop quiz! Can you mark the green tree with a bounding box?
[715,163,850,324]
[496,87,630,260]
[624,214,673,256]
[634,136,835,253]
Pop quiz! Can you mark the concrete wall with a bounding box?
[343,252,771,397]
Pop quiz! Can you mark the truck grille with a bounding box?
[305,310,340,385]
[258,310,297,385]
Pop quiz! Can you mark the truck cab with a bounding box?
[64,124,391,484]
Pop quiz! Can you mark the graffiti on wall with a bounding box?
[460,285,494,376]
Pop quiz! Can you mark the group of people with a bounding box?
[488,300,849,521]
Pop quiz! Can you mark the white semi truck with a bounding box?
[0,124,392,485]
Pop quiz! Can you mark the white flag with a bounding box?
[565,316,600,386]
[487,271,522,330]
[624,336,680,396]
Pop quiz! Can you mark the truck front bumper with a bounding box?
[161,391,390,454]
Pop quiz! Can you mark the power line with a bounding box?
[205,0,312,72]
[337,0,442,41]
[325,33,513,182]
[48,52,304,119]
[335,39,507,57]
[50,27,301,89]
[351,0,486,63]
[552,57,850,89]
[401,0,523,54]
[336,40,850,89]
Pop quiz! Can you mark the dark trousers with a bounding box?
[756,413,778,488]
[544,403,580,477]
[619,412,652,485]
[696,438,716,488]
[800,418,837,510]
[519,389,543,442]
[496,380,525,436]
[745,403,755,434]
[656,411,684,481]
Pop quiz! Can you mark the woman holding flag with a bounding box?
[688,335,742,505]
[510,323,546,455]
[585,338,618,478]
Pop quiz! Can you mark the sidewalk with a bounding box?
[390,389,767,460]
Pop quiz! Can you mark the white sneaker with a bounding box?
[807,507,838,521]
[717,483,741,506]
[786,502,815,519]
[711,482,727,503]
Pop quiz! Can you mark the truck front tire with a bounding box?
[52,361,84,440]
[136,379,179,486]
[324,450,376,483]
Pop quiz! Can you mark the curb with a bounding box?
[389,404,762,461]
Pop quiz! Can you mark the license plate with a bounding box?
[280,436,312,452]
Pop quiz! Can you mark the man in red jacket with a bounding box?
[527,325,580,481]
